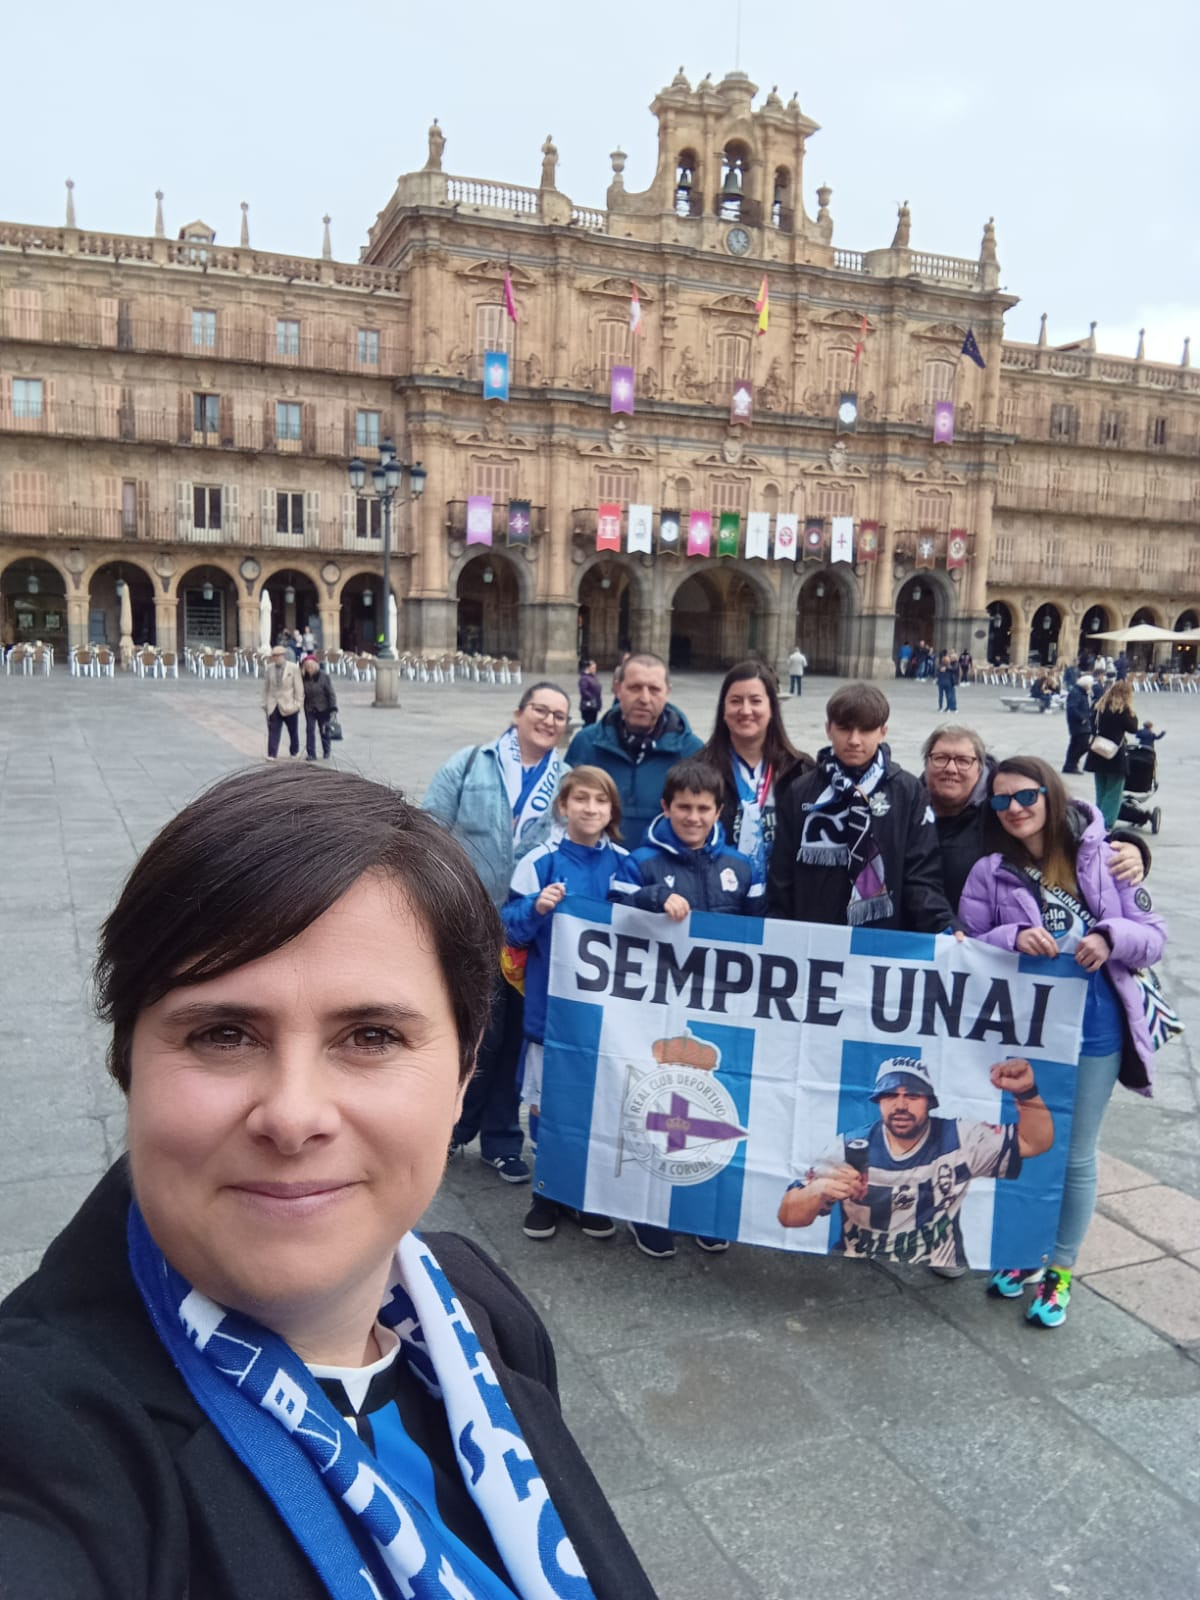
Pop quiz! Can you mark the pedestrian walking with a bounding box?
[935,651,959,713]
[1062,674,1094,772]
[301,656,338,761]
[1085,677,1138,827]
[787,645,808,696]
[577,659,602,725]
[262,644,303,758]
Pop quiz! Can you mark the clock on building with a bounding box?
[726,227,751,256]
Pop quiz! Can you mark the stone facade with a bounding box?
[2,69,1197,676]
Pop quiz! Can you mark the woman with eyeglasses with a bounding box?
[423,682,570,1185]
[959,756,1166,1328]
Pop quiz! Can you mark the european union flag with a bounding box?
[482,350,509,401]
[961,328,986,369]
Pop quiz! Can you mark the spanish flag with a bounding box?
[755,275,769,336]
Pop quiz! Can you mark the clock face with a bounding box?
[726,227,751,256]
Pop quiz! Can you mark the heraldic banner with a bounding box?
[536,900,1087,1271]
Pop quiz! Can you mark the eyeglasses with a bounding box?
[989,787,1046,811]
[526,703,568,724]
[927,754,980,771]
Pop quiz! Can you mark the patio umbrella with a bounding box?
[387,593,398,655]
[1085,623,1179,642]
[259,588,272,652]
[118,582,134,668]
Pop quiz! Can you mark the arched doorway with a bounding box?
[1078,604,1112,665]
[1,557,67,654]
[263,569,320,648]
[669,570,765,670]
[89,561,155,649]
[340,571,397,654]
[175,564,237,653]
[1030,602,1062,667]
[457,555,521,658]
[796,570,844,674]
[1173,609,1198,672]
[1128,606,1162,671]
[893,576,937,670]
[987,601,1013,665]
[577,560,633,668]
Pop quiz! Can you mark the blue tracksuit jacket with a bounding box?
[608,814,763,916]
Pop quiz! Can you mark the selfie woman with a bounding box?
[0,764,653,1600]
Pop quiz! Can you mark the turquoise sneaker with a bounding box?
[1026,1267,1071,1328]
[986,1267,1044,1299]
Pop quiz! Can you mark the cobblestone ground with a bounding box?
[2,666,1198,1598]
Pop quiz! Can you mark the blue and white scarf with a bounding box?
[797,748,893,925]
[128,1205,594,1600]
[494,727,562,843]
[731,755,774,881]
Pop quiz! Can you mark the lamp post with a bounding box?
[347,440,426,707]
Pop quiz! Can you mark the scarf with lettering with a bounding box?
[128,1204,594,1600]
[797,747,893,925]
[494,726,563,842]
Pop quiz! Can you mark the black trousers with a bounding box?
[266,709,299,757]
[305,709,331,759]
[1064,729,1090,771]
[453,974,525,1159]
[581,704,600,725]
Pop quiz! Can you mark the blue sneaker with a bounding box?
[1026,1267,1071,1328]
[481,1154,531,1185]
[987,1268,1043,1299]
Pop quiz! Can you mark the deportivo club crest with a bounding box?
[868,792,891,817]
[619,1035,748,1187]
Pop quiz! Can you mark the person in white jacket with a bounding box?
[787,646,808,696]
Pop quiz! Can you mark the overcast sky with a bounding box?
[5,0,1196,361]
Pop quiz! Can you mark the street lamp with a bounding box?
[347,440,426,707]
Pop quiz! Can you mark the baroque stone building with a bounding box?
[2,69,1197,677]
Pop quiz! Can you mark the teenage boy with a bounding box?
[767,682,956,932]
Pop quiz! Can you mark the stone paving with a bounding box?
[1,666,1199,1598]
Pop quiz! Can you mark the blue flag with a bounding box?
[961,328,986,369]
[482,350,509,402]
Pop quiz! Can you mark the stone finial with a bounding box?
[65,178,76,229]
[764,84,783,109]
[891,200,911,249]
[239,201,249,247]
[1087,321,1097,351]
[321,215,332,260]
[1037,313,1048,346]
[424,118,445,172]
[788,90,799,108]
[610,148,627,177]
[1182,336,1191,369]
[671,65,690,89]
[1135,328,1145,360]
[540,134,558,190]
[154,190,165,237]
[979,216,997,265]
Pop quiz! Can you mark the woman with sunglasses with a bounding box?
[958,756,1165,1328]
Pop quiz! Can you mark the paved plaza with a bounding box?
[1,666,1199,1598]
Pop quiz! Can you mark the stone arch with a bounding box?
[793,563,863,675]
[1029,600,1063,667]
[87,558,157,650]
[174,562,240,653]
[1077,599,1115,663]
[892,570,957,669]
[575,554,649,670]
[1,554,69,651]
[166,553,241,601]
[985,599,1015,664]
[1172,608,1198,672]
[259,564,324,648]
[664,561,776,671]
[454,549,528,660]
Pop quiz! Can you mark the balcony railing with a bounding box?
[988,549,1193,594]
[445,500,546,540]
[997,407,1200,459]
[995,477,1200,523]
[1000,340,1200,395]
[0,502,408,555]
[446,177,539,215]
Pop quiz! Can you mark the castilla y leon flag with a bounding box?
[596,503,622,552]
[745,511,770,560]
[961,327,986,368]
[717,512,740,557]
[915,531,937,569]
[730,380,753,425]
[947,528,969,570]
[803,518,825,561]
[831,515,854,565]
[687,510,712,557]
[610,364,635,415]
[466,496,493,546]
[755,275,769,336]
[658,508,681,551]
[773,512,798,561]
[627,503,653,554]
[629,284,643,337]
[858,520,879,563]
[503,269,519,324]
[933,400,955,444]
[507,499,532,546]
[482,351,509,402]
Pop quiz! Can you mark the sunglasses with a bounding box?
[989,787,1046,811]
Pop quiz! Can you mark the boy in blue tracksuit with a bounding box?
[609,757,762,1259]
[502,765,641,1243]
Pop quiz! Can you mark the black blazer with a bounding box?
[0,1161,656,1600]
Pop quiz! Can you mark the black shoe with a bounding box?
[522,1196,560,1239]
[1061,767,1080,774]
[565,1208,615,1239]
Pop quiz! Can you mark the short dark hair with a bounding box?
[94,765,500,1091]
[622,652,669,682]
[826,682,890,731]
[517,680,569,712]
[662,757,724,807]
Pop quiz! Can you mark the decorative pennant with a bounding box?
[773,512,798,561]
[466,496,493,546]
[627,503,653,554]
[803,517,825,561]
[596,502,622,551]
[629,284,643,337]
[755,275,769,337]
[831,515,854,565]
[933,399,955,444]
[503,270,519,324]
[852,313,868,367]
[507,499,531,545]
[658,508,681,551]
[836,392,858,434]
[686,510,712,557]
[610,364,635,415]
[745,511,770,560]
[961,327,986,369]
[730,380,753,425]
[915,531,937,569]
[717,512,740,557]
[947,528,968,569]
[858,520,879,563]
[482,350,509,402]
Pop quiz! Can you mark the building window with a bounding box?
[193,486,222,530]
[813,485,854,519]
[1049,402,1079,441]
[595,468,637,506]
[1150,415,1168,448]
[470,458,517,500]
[193,392,219,433]
[823,347,854,397]
[356,498,383,537]
[276,319,301,357]
[922,360,955,407]
[771,167,792,230]
[355,410,381,449]
[719,141,749,221]
[1000,395,1018,432]
[675,149,698,217]
[474,304,515,359]
[276,492,304,535]
[714,334,750,387]
[711,478,750,514]
[276,402,302,442]
[357,329,380,365]
[12,378,43,420]
[914,490,951,531]
[191,309,216,348]
[595,318,630,372]
[122,481,139,535]
[1100,409,1123,445]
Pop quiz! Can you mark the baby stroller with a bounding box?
[1118,743,1161,834]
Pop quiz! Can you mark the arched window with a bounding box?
[922,359,955,408]
[771,167,792,231]
[714,334,750,387]
[718,142,751,221]
[823,347,855,398]
[675,149,699,217]
[671,474,693,512]
[595,317,631,373]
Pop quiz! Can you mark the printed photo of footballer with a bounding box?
[777,1056,1054,1271]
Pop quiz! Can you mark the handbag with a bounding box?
[1089,733,1120,760]
[1131,965,1184,1052]
[327,711,343,741]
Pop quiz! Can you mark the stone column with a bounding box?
[237,599,260,652]
[66,595,89,653]
[319,604,340,653]
[154,596,178,652]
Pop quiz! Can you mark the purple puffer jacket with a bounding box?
[959,800,1166,1095]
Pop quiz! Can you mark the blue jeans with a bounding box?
[453,974,524,1160]
[790,675,803,695]
[1053,1048,1122,1268]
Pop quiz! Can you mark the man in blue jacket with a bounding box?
[564,653,702,847]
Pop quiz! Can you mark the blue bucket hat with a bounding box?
[869,1056,938,1109]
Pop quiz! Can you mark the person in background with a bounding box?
[960,757,1166,1328]
[698,661,813,885]
[301,655,338,761]
[1085,676,1138,828]
[300,624,316,654]
[897,640,913,679]
[1115,651,1129,680]
[936,651,959,713]
[1136,721,1166,749]
[1062,673,1094,772]
[957,648,972,683]
[262,643,303,759]
[787,644,808,695]
[578,658,602,725]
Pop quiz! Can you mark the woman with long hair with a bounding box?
[1085,676,1138,828]
[959,755,1165,1328]
[698,661,813,882]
